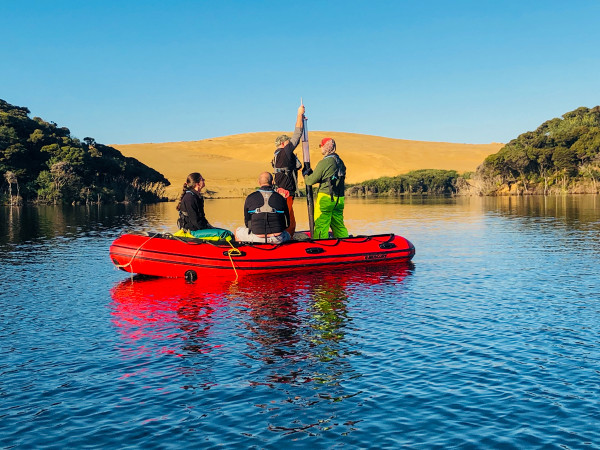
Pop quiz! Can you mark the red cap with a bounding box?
[319,137,333,147]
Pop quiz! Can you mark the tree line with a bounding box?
[470,106,600,195]
[347,106,600,196]
[1,99,169,205]
[346,169,462,196]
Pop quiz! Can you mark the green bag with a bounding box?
[174,228,234,242]
[190,228,234,242]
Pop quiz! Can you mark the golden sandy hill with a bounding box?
[113,132,503,199]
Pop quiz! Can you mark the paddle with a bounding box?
[300,99,315,237]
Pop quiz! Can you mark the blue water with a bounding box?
[1,197,599,448]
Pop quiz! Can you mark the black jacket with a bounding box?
[272,126,302,195]
[178,191,210,231]
[243,187,290,235]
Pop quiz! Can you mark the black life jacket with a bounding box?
[177,190,206,230]
[272,149,302,196]
[248,189,290,236]
[248,189,289,242]
[271,149,302,172]
[248,189,285,215]
[326,154,346,200]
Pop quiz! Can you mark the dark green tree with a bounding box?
[0,98,170,204]
[475,105,600,194]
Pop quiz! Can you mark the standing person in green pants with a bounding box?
[303,137,349,239]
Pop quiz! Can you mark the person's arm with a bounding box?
[289,105,305,148]
[304,159,327,186]
[282,196,290,228]
[296,104,304,128]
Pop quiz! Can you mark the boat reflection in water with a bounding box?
[110,263,412,434]
[110,275,235,359]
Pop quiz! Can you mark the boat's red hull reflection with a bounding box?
[110,263,413,359]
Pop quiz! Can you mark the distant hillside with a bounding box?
[469,106,600,195]
[0,99,169,204]
[114,132,502,199]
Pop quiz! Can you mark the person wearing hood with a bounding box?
[303,137,349,239]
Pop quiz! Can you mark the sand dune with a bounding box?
[113,132,503,199]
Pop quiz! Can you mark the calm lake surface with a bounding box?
[1,196,599,448]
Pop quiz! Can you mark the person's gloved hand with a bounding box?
[302,167,313,177]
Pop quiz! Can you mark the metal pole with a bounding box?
[300,99,314,237]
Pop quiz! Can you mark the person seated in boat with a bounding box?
[175,173,234,242]
[303,137,349,239]
[235,172,291,244]
[176,172,212,232]
[272,104,305,237]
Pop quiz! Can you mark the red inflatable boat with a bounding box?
[109,232,415,280]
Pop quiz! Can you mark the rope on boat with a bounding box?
[163,231,394,251]
[236,233,394,251]
[224,239,242,282]
[114,234,157,273]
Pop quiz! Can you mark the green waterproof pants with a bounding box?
[313,192,349,239]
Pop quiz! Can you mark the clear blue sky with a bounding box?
[2,1,599,145]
